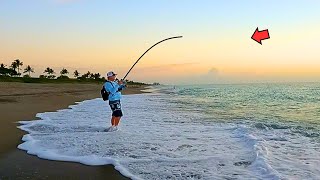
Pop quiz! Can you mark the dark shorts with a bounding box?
[109,100,123,117]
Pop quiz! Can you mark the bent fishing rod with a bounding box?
[122,36,183,81]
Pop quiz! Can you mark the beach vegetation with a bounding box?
[58,68,69,79]
[24,65,35,76]
[44,67,56,79]
[14,59,23,76]
[0,63,18,77]
[73,70,80,78]
[0,61,148,85]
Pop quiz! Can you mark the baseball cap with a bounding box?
[106,71,117,78]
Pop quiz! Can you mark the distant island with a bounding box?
[0,59,148,86]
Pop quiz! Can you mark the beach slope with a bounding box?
[0,82,146,179]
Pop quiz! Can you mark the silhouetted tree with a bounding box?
[23,65,34,76]
[14,59,23,76]
[81,71,91,79]
[93,73,101,80]
[10,61,17,73]
[8,62,19,77]
[73,70,80,78]
[89,73,95,79]
[44,67,55,79]
[60,68,69,76]
[0,63,13,76]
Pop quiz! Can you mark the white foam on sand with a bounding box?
[17,93,280,179]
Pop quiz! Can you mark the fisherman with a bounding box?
[104,71,126,131]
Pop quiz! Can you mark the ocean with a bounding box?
[18,83,320,179]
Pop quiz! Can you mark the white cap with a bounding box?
[106,71,117,78]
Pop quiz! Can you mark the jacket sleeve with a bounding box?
[118,84,126,91]
[105,82,118,94]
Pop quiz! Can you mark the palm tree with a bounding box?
[10,61,17,71]
[44,67,54,74]
[73,70,80,78]
[93,73,101,80]
[14,59,23,76]
[81,71,91,79]
[89,73,95,79]
[10,62,18,76]
[60,68,69,76]
[23,65,35,76]
[44,67,55,79]
[0,63,9,76]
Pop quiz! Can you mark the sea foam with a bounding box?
[18,93,280,179]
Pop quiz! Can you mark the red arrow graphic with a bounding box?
[251,27,270,45]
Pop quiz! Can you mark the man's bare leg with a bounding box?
[115,117,121,126]
[111,116,116,126]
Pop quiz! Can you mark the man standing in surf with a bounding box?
[105,71,126,131]
[102,37,182,131]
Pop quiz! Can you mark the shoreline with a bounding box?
[0,82,149,179]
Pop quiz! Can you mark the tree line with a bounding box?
[0,59,104,81]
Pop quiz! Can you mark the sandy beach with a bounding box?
[0,82,147,179]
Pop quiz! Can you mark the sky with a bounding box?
[1,0,320,84]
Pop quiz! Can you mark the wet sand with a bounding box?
[0,82,148,179]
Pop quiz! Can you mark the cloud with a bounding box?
[207,67,219,75]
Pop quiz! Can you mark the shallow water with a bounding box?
[18,83,320,179]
